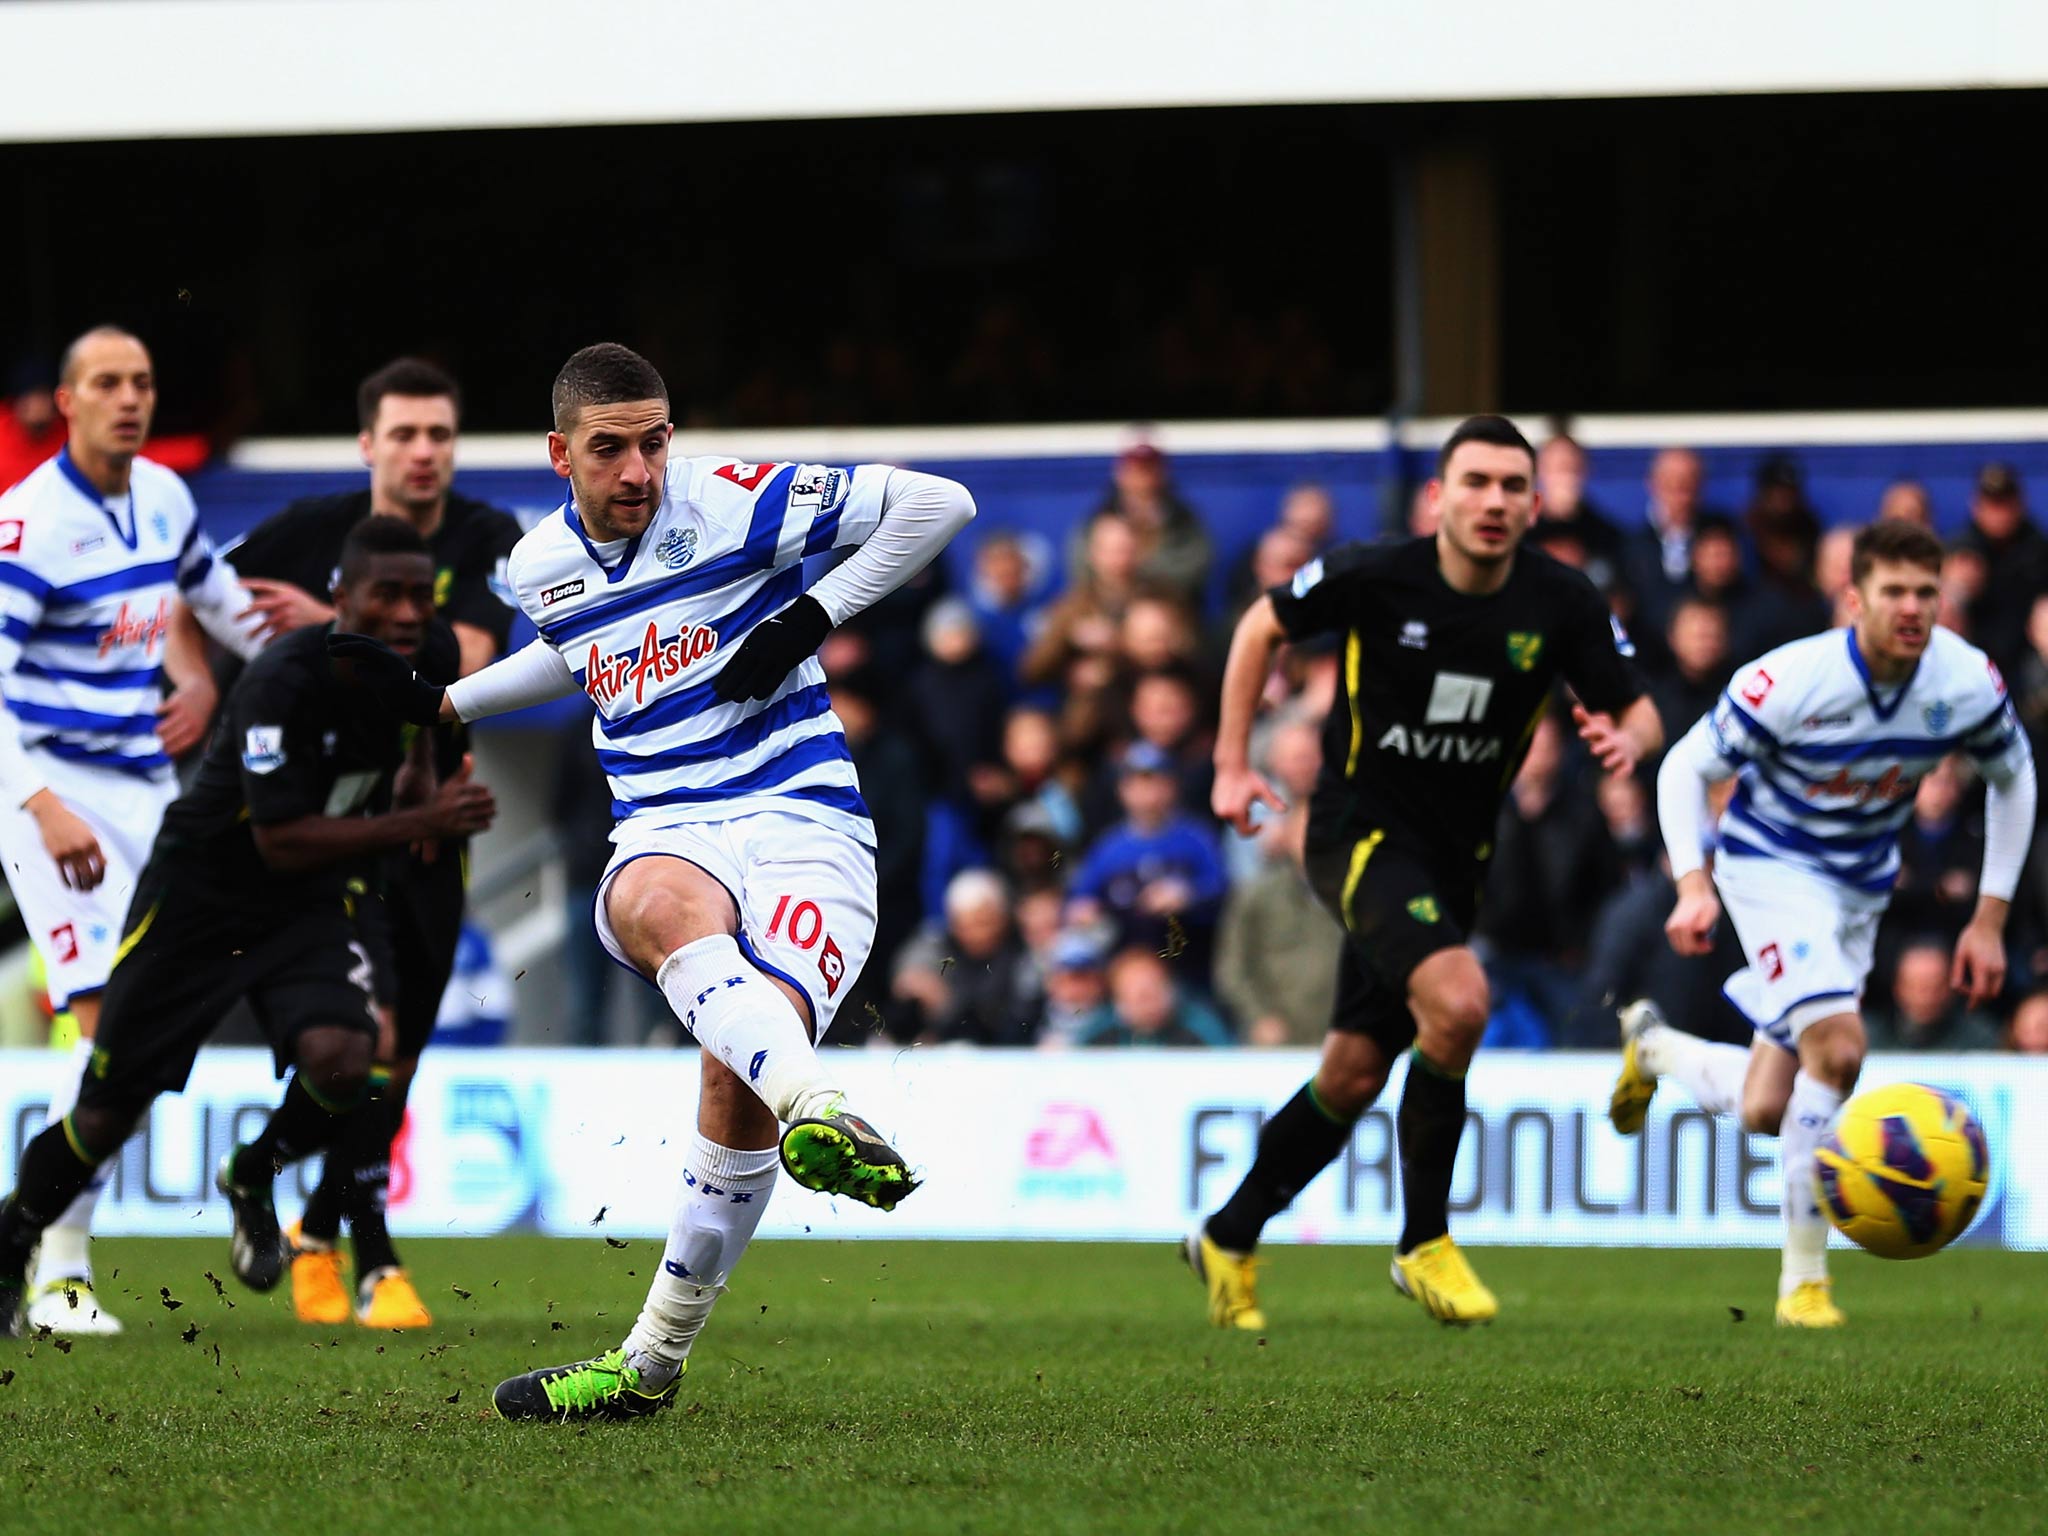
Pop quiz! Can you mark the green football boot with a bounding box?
[779,1104,919,1211]
[493,1348,682,1423]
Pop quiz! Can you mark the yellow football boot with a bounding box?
[286,1222,351,1327]
[356,1267,433,1329]
[1391,1235,1498,1324]
[1774,1281,1845,1328]
[1609,998,1662,1136]
[1182,1231,1266,1331]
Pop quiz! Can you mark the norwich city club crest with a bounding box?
[1406,895,1440,925]
[1506,632,1543,672]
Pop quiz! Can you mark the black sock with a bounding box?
[1,1125,105,1274]
[338,1098,400,1277]
[298,1155,346,1244]
[1205,1082,1360,1253]
[230,1075,353,1188]
[1397,1048,1468,1254]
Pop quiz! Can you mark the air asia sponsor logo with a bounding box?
[1019,1102,1125,1199]
[1811,764,1916,805]
[541,578,586,607]
[98,597,170,657]
[1376,723,1502,764]
[585,620,719,708]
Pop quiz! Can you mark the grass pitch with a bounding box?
[2,1238,2042,1535]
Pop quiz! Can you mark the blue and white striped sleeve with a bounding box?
[1702,690,1769,772]
[1961,669,2030,784]
[0,553,52,675]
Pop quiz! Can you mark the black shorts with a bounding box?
[1304,820,1481,1057]
[363,846,467,1060]
[78,861,378,1108]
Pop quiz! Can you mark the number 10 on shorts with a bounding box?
[766,893,846,997]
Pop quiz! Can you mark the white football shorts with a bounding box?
[1712,851,1886,1052]
[594,809,878,1044]
[0,751,176,1009]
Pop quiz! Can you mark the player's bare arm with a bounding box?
[1572,694,1663,777]
[252,752,494,872]
[1210,593,1289,835]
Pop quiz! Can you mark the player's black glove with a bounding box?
[713,594,833,703]
[327,633,447,725]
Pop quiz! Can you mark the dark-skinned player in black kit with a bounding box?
[0,517,497,1335]
[1188,416,1664,1328]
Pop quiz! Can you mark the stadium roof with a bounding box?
[3,0,2047,144]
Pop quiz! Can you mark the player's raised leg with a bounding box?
[1609,996,1752,1133]
[1387,946,1497,1324]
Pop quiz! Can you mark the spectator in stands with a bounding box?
[967,530,1050,697]
[1277,482,1338,553]
[1878,480,1935,526]
[1596,769,1662,885]
[1738,455,1831,655]
[1075,948,1234,1047]
[1215,807,1342,1046]
[1815,526,1857,626]
[1067,741,1227,970]
[830,666,926,1041]
[1120,593,1202,675]
[2009,988,2048,1053]
[0,361,60,491]
[1087,442,1213,604]
[997,704,1086,849]
[1888,756,1984,950]
[1023,510,1150,692]
[907,597,1011,870]
[1476,715,1620,1045]
[2013,594,2048,760]
[1220,525,1316,642]
[1537,433,1623,591]
[1080,666,1212,832]
[1037,929,1115,1049]
[1229,712,1324,883]
[1000,802,1068,897]
[1652,597,1734,749]
[891,869,1044,1046]
[1867,939,2004,1051]
[1625,447,1715,634]
[1955,462,2048,676]
[1406,482,1439,538]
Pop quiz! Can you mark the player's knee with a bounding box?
[1314,1062,1385,1118]
[1803,1019,1866,1093]
[608,864,737,974]
[296,1026,374,1109]
[1740,1089,1786,1137]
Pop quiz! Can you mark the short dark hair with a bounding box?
[1851,520,1944,586]
[338,514,431,584]
[59,325,145,389]
[357,357,460,433]
[1437,414,1536,476]
[551,343,668,434]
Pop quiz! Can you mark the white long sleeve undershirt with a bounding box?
[1979,749,2038,903]
[1656,718,1724,884]
[445,637,577,723]
[807,468,976,627]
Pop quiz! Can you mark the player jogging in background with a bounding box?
[0,516,495,1340]
[1192,415,1662,1330]
[206,357,523,1332]
[1611,519,2035,1327]
[335,342,975,1421]
[0,326,264,1335]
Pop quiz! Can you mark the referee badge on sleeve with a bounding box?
[243,725,287,774]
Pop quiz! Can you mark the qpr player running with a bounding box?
[0,327,264,1334]
[1190,415,1662,1330]
[335,343,975,1421]
[1610,520,2036,1326]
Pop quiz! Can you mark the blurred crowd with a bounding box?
[550,437,2048,1054]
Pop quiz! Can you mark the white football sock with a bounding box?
[34,1037,110,1286]
[1637,1024,1746,1118]
[1779,1070,1845,1295]
[656,936,840,1123]
[623,1135,781,1387]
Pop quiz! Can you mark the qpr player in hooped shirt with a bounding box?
[0,327,264,1335]
[332,342,975,1421]
[1613,519,2036,1329]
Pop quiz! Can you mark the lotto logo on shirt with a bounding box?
[0,520,22,556]
[49,923,79,964]
[585,619,720,708]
